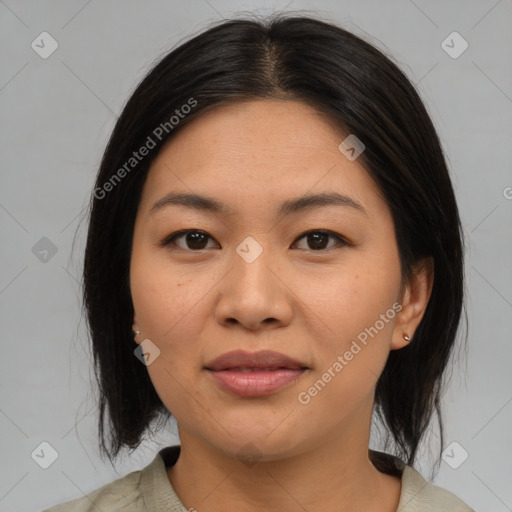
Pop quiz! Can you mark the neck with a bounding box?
[167,419,401,512]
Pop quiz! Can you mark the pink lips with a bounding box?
[205,350,308,397]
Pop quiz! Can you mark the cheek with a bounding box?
[301,261,400,339]
[130,259,205,416]
[296,255,401,399]
[130,244,198,337]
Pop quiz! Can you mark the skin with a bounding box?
[130,99,433,512]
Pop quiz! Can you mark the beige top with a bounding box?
[43,445,474,511]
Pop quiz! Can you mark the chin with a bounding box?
[207,423,308,464]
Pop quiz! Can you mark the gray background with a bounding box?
[1,1,511,511]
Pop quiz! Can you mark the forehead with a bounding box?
[139,99,383,219]
[157,99,345,162]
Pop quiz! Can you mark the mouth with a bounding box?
[205,350,309,397]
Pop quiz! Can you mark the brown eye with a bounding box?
[160,229,348,252]
[161,230,218,251]
[293,230,348,251]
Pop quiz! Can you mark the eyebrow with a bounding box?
[149,191,366,217]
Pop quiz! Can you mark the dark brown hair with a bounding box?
[81,12,465,469]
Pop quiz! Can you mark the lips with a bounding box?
[205,350,309,397]
[205,349,307,371]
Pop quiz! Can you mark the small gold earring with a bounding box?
[403,334,411,342]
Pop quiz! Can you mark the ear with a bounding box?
[391,257,434,350]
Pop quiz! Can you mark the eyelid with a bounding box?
[159,228,351,251]
[158,229,218,250]
[293,229,351,249]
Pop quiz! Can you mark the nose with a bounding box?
[213,243,294,331]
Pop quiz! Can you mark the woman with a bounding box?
[45,13,474,512]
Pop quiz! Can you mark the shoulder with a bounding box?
[370,450,474,512]
[42,465,145,512]
[42,446,184,512]
[399,465,475,512]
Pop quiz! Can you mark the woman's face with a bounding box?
[130,99,419,462]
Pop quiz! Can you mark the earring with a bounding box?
[133,330,140,338]
[403,334,411,342]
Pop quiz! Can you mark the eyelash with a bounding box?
[159,229,350,252]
